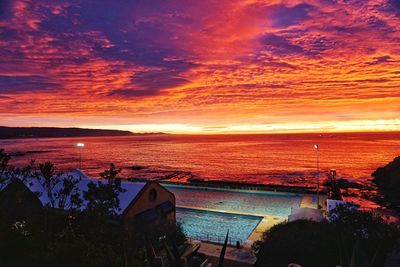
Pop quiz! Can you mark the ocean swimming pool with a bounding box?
[176,207,263,244]
[165,184,302,217]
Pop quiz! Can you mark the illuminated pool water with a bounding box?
[176,207,263,244]
[165,184,302,217]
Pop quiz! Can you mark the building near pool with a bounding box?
[0,169,177,230]
[0,178,43,219]
[0,170,208,266]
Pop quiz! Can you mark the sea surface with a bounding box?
[1,132,399,187]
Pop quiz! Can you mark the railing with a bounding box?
[189,232,243,246]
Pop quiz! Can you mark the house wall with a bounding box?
[122,182,176,227]
[0,179,43,220]
[118,182,178,267]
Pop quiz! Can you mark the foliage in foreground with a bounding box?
[0,149,186,267]
[253,206,400,267]
[372,156,400,210]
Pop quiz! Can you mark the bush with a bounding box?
[254,207,400,267]
[253,220,338,267]
[372,156,400,210]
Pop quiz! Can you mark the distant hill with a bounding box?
[0,126,153,139]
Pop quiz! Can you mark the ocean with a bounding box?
[1,132,399,187]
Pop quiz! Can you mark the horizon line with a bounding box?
[1,124,400,135]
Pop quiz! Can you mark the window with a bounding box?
[149,188,157,201]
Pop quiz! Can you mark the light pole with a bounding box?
[314,144,320,209]
[76,143,85,169]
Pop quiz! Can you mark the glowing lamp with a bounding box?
[76,143,85,169]
[76,143,85,148]
[314,144,320,209]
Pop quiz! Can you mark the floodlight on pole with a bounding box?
[314,144,320,209]
[76,143,85,169]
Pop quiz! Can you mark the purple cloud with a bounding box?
[266,4,314,28]
[108,69,189,98]
[0,75,60,94]
[260,33,309,56]
[367,55,393,65]
[388,0,400,16]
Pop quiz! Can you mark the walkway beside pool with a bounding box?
[245,216,285,247]
[198,242,256,267]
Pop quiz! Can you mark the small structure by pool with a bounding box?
[288,207,324,222]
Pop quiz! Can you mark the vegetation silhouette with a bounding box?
[0,150,188,267]
[253,204,399,267]
[372,156,400,211]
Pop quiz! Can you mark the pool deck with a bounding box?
[198,242,256,267]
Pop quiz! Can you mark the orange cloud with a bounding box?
[0,0,399,133]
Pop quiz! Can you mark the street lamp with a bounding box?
[76,143,85,169]
[314,144,320,209]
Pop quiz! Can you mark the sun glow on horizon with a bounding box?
[1,1,399,130]
[82,119,400,134]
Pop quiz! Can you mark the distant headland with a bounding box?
[0,126,165,139]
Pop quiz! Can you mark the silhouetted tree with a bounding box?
[329,205,400,267]
[372,156,400,210]
[36,162,58,208]
[0,149,12,190]
[84,163,125,216]
[253,207,400,267]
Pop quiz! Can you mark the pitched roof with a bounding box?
[23,169,146,215]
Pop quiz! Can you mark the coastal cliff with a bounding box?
[0,126,143,139]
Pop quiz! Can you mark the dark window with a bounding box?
[149,188,157,201]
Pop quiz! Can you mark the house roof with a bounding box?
[288,207,324,222]
[22,169,146,215]
[118,181,146,213]
[0,178,44,218]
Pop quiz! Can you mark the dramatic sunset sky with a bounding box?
[0,0,399,133]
